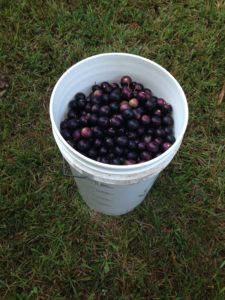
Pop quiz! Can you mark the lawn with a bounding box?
[0,0,225,299]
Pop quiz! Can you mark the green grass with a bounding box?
[0,0,225,299]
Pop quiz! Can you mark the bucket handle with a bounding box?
[62,156,87,179]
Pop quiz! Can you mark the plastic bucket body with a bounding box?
[50,53,188,215]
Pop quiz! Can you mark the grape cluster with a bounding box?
[60,76,175,165]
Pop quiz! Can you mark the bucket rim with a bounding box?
[49,52,189,171]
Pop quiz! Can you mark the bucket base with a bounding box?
[71,167,159,216]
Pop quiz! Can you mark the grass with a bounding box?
[0,0,225,299]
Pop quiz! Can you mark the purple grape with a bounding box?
[79,115,88,126]
[140,151,152,161]
[133,109,141,120]
[120,75,132,87]
[110,116,122,128]
[155,128,166,137]
[81,127,93,139]
[67,139,76,148]
[121,87,133,100]
[133,83,144,91]
[114,146,124,156]
[104,85,113,94]
[151,116,162,127]
[128,140,136,149]
[111,158,122,165]
[127,131,137,140]
[60,119,69,130]
[77,139,90,152]
[127,119,139,131]
[118,127,126,135]
[93,89,103,98]
[88,113,98,126]
[120,102,130,112]
[61,129,71,140]
[111,82,119,89]
[109,102,119,113]
[127,151,137,160]
[94,138,102,148]
[163,103,172,113]
[141,115,151,126]
[122,109,134,120]
[92,84,101,92]
[105,137,114,148]
[154,109,163,117]
[137,126,146,136]
[101,81,110,90]
[91,94,101,104]
[91,104,100,114]
[153,137,163,145]
[67,118,79,130]
[146,142,159,153]
[157,98,166,108]
[124,159,136,165]
[166,135,176,144]
[69,99,78,110]
[84,103,92,113]
[72,129,81,141]
[99,105,110,116]
[142,135,152,143]
[99,146,108,156]
[107,127,116,137]
[77,98,86,109]
[162,116,174,126]
[109,89,121,102]
[67,109,77,119]
[117,136,128,147]
[144,88,152,97]
[130,81,137,89]
[101,157,109,164]
[88,148,98,159]
[164,127,174,135]
[92,126,103,138]
[161,142,172,152]
[137,91,147,104]
[98,116,109,128]
[102,93,110,104]
[138,142,145,151]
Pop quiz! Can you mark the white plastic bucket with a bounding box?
[50,53,188,216]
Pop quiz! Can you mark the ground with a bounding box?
[0,1,225,299]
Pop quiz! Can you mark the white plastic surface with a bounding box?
[50,53,188,215]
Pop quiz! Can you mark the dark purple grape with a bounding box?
[162,116,174,126]
[72,129,81,141]
[79,115,88,126]
[77,139,90,152]
[151,116,162,127]
[166,135,176,144]
[88,148,98,159]
[109,89,121,102]
[109,102,119,113]
[61,129,71,140]
[144,88,152,97]
[142,135,152,143]
[92,126,103,138]
[120,75,132,87]
[146,142,159,153]
[164,127,174,135]
[75,92,86,100]
[102,94,110,104]
[67,118,79,130]
[105,137,114,148]
[85,103,92,113]
[93,89,103,98]
[99,105,110,116]
[147,128,154,136]
[129,98,139,108]
[94,138,102,148]
[117,136,128,147]
[161,142,172,152]
[153,137,163,145]
[138,142,145,151]
[127,119,139,131]
[104,85,113,94]
[92,84,101,92]
[69,99,78,110]
[101,157,109,164]
[91,104,100,114]
[101,81,110,90]
[111,82,119,89]
[120,102,130,112]
[137,126,146,136]
[140,151,152,161]
[124,159,136,165]
[136,106,145,115]
[137,91,147,104]
[145,99,156,111]
[154,128,166,137]
[118,127,126,135]
[141,115,151,126]
[163,103,172,113]
[99,146,108,156]
[98,116,109,128]
[67,109,77,119]
[108,152,115,160]
[114,146,124,156]
[154,109,163,117]
[60,119,69,130]
[127,131,137,140]
[157,98,166,108]
[127,151,137,160]
[111,158,121,165]
[133,109,141,120]
[110,116,122,128]
[88,113,98,126]
[128,140,136,149]
[122,109,134,120]
[91,94,101,104]
[121,87,133,100]
[77,98,86,109]
[114,114,123,122]
[81,127,93,139]
[107,127,116,137]
[134,83,144,91]
[130,81,137,89]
